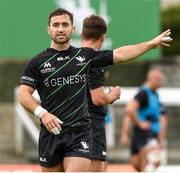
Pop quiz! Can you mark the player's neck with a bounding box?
[81,39,102,50]
[50,41,71,51]
[144,82,157,91]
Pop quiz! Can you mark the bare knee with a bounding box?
[41,163,63,172]
[130,155,140,171]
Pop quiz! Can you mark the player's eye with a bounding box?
[62,22,69,27]
[53,23,60,27]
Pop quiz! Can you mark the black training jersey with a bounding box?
[20,46,113,131]
[87,67,107,120]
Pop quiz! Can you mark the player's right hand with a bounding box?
[41,112,63,135]
[138,121,151,130]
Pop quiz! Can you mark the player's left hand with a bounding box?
[149,29,173,48]
[109,86,121,101]
[120,134,129,146]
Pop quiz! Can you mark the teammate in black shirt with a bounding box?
[120,68,168,172]
[19,8,172,172]
[81,15,121,171]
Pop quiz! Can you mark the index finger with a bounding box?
[162,29,171,37]
[53,118,61,130]
[57,118,63,124]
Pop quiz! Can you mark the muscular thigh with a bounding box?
[64,157,91,172]
[63,127,92,171]
[41,164,64,172]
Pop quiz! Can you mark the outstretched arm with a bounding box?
[113,29,172,64]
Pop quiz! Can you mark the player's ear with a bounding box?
[101,34,106,43]
[72,26,75,33]
[103,34,106,40]
[80,32,84,40]
[47,26,50,35]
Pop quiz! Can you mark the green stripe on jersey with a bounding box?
[50,83,86,113]
[47,59,90,99]
[47,49,81,80]
[61,102,84,122]
[76,60,91,75]
[38,53,59,69]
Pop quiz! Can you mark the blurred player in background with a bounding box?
[81,15,121,171]
[120,68,168,172]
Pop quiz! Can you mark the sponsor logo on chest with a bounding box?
[75,56,87,66]
[40,62,56,74]
[57,56,70,61]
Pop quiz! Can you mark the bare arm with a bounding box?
[19,85,62,134]
[126,99,150,130]
[19,85,39,113]
[90,86,120,106]
[113,29,172,64]
[120,115,131,145]
[158,114,168,148]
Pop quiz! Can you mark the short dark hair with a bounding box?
[82,15,107,40]
[48,8,73,26]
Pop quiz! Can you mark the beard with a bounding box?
[53,34,71,44]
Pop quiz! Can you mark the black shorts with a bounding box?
[131,128,158,155]
[38,127,92,167]
[91,118,106,161]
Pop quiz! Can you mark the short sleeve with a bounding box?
[160,104,167,115]
[20,59,40,89]
[88,68,104,90]
[90,50,114,68]
[134,90,148,108]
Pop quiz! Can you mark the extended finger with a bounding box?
[54,119,61,130]
[50,121,57,129]
[53,118,62,131]
[46,123,54,132]
[166,31,171,36]
[51,128,57,135]
[51,127,60,135]
[161,42,170,47]
[54,127,60,135]
[57,118,63,124]
[46,121,58,133]
[162,29,171,36]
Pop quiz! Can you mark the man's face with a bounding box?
[154,72,165,88]
[149,70,165,89]
[48,14,74,44]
